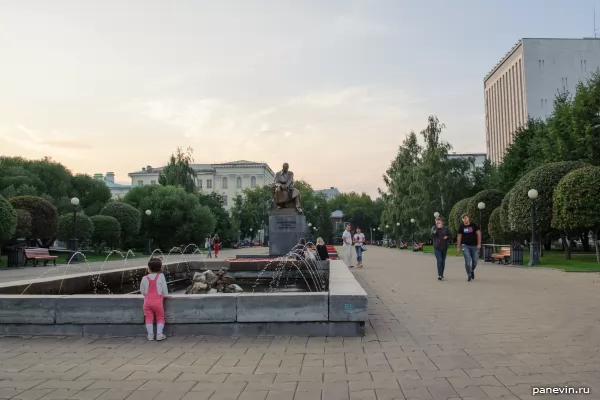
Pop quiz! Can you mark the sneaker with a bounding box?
[437,276,442,281]
[147,335,154,341]
[471,271,475,280]
[467,277,471,282]
[156,334,166,341]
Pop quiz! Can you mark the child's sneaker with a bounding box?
[147,335,154,341]
[156,334,166,341]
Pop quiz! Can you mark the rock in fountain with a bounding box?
[185,268,243,294]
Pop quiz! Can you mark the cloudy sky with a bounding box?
[0,0,597,196]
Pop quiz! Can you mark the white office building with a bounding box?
[484,38,600,164]
[128,160,275,210]
[315,187,340,200]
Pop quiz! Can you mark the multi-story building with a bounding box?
[484,38,600,164]
[93,172,132,199]
[447,152,486,168]
[315,187,340,200]
[127,160,275,210]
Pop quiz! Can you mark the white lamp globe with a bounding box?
[70,197,80,206]
[434,212,440,218]
[410,218,415,223]
[145,210,151,216]
[528,189,539,200]
[478,202,486,210]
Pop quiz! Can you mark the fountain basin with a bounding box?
[0,260,367,337]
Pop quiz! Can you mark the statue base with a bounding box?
[268,209,306,257]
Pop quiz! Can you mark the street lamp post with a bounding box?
[528,189,540,266]
[477,202,486,257]
[250,228,253,242]
[308,223,312,242]
[410,218,415,244]
[70,198,80,260]
[396,222,400,249]
[145,210,152,254]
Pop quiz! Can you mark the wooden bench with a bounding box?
[412,242,424,252]
[491,247,511,265]
[24,248,58,267]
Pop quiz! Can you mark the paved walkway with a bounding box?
[1,247,599,399]
[0,248,263,283]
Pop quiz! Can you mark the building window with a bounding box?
[250,176,257,188]
[222,177,228,189]
[198,179,202,189]
[150,180,156,185]
[582,59,587,72]
[222,195,228,205]
[236,177,242,189]
[137,180,143,186]
[207,179,212,189]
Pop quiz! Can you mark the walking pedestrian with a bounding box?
[212,234,221,258]
[456,213,481,281]
[353,227,366,268]
[205,234,213,258]
[342,224,353,268]
[431,217,450,280]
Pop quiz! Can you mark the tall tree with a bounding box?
[158,147,197,193]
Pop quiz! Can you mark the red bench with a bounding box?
[491,247,511,265]
[24,248,58,267]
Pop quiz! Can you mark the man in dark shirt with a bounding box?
[430,217,450,280]
[456,213,481,282]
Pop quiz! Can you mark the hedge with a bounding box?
[0,194,16,240]
[100,202,141,243]
[57,213,94,244]
[553,166,600,231]
[9,196,59,239]
[465,189,504,239]
[507,161,589,235]
[448,197,470,237]
[90,215,121,250]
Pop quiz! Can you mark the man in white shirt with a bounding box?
[342,224,353,268]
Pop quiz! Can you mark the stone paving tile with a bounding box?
[1,248,600,400]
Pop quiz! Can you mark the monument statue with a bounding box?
[272,163,303,213]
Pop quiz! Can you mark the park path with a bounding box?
[0,247,599,399]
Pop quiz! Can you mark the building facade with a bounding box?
[127,160,275,210]
[484,38,600,164]
[447,152,486,168]
[93,172,132,199]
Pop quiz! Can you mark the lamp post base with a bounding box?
[528,242,540,266]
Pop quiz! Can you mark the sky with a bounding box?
[1,0,599,197]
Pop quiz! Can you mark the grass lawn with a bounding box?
[412,244,600,271]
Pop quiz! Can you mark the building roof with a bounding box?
[447,152,486,158]
[331,210,344,218]
[129,160,274,176]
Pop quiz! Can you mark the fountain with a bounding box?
[0,165,367,336]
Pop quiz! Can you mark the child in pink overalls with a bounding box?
[140,257,169,341]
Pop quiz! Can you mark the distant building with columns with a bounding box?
[127,160,275,210]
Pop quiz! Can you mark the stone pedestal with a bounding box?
[268,209,306,257]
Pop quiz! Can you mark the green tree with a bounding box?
[507,161,589,259]
[197,192,236,246]
[158,147,197,193]
[13,209,32,239]
[448,198,470,237]
[124,185,215,249]
[0,194,17,240]
[552,166,600,262]
[90,215,121,253]
[99,202,141,245]
[488,206,507,243]
[9,196,59,244]
[465,189,504,241]
[230,186,271,240]
[70,174,112,216]
[57,213,94,246]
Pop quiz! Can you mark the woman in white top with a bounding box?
[353,227,366,268]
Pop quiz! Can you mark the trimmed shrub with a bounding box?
[14,209,32,239]
[553,166,600,231]
[9,196,59,240]
[508,161,588,235]
[57,213,94,245]
[488,206,507,242]
[466,189,504,240]
[448,197,470,237]
[100,202,141,244]
[90,215,121,251]
[0,194,17,240]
